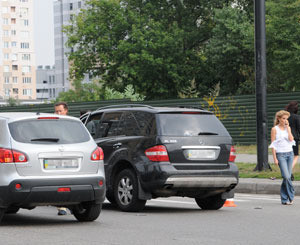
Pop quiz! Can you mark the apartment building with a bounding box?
[0,0,36,100]
[53,0,88,98]
[36,65,56,101]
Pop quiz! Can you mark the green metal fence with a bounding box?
[1,92,300,145]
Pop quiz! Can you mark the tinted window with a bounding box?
[9,119,90,144]
[132,111,156,136]
[156,113,230,137]
[85,113,103,138]
[118,113,140,136]
[96,112,123,137]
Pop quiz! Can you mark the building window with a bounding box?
[78,1,81,8]
[21,31,29,38]
[4,42,9,48]
[3,18,9,25]
[12,54,18,61]
[4,65,10,72]
[13,88,19,95]
[23,89,32,96]
[11,41,17,47]
[22,77,31,83]
[70,14,74,21]
[23,19,29,26]
[20,0,29,2]
[70,3,73,10]
[22,66,31,73]
[22,54,30,61]
[2,7,8,13]
[11,6,16,12]
[21,42,29,49]
[3,30,9,37]
[13,77,18,83]
[12,65,18,71]
[4,53,9,60]
[11,30,17,36]
[5,89,10,97]
[11,18,16,24]
[53,88,56,97]
[20,7,28,16]
[4,77,10,84]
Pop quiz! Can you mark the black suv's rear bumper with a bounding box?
[0,177,106,208]
[138,162,238,198]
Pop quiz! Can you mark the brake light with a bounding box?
[0,148,27,163]
[37,117,59,120]
[57,187,71,192]
[145,145,170,162]
[229,146,236,162]
[91,147,104,161]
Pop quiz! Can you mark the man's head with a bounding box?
[54,102,68,115]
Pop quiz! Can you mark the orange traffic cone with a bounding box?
[223,198,237,207]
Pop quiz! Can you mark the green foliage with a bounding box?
[65,0,225,100]
[56,79,144,103]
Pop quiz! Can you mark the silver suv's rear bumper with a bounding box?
[165,176,238,188]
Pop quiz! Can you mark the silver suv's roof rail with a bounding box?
[96,104,154,111]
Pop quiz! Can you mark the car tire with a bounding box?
[114,169,146,212]
[195,194,226,210]
[5,207,20,214]
[73,203,102,222]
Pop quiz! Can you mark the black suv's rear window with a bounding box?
[156,113,230,137]
[9,119,90,144]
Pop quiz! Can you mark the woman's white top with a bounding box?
[269,126,295,153]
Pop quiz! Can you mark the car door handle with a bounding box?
[113,143,122,148]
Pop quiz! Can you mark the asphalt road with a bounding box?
[1,194,299,245]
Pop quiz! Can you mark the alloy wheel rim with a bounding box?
[117,176,133,205]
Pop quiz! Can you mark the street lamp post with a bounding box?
[254,0,271,171]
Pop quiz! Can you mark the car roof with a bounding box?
[93,105,212,114]
[0,112,79,123]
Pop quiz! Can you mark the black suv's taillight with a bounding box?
[228,146,236,162]
[145,145,170,162]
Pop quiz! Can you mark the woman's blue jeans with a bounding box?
[276,151,294,203]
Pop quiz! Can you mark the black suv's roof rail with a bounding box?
[96,104,154,111]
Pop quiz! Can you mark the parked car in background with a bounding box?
[0,113,105,223]
[81,104,238,212]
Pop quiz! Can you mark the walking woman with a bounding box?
[269,110,295,205]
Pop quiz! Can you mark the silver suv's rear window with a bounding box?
[156,113,230,137]
[9,119,90,144]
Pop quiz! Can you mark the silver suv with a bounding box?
[0,112,106,223]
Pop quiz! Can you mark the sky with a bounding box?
[33,0,55,66]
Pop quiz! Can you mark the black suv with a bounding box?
[80,104,238,212]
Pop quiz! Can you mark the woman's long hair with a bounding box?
[274,110,290,126]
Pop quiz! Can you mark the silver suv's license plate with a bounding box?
[44,159,79,169]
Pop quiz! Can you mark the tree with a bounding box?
[64,0,224,100]
[202,5,255,96]
[265,0,300,92]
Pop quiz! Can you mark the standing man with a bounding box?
[54,102,68,115]
[54,102,68,215]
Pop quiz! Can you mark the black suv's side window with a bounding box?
[85,113,103,138]
[118,112,140,136]
[132,111,156,136]
[99,112,123,137]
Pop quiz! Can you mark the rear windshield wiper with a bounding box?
[198,132,218,135]
[31,138,59,142]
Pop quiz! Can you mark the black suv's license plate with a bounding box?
[184,149,217,160]
[44,159,79,169]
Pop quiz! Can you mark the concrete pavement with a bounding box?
[235,154,300,196]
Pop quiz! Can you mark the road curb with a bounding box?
[235,178,300,196]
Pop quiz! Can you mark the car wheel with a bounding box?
[73,203,102,222]
[195,194,226,210]
[114,169,146,212]
[5,207,20,214]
